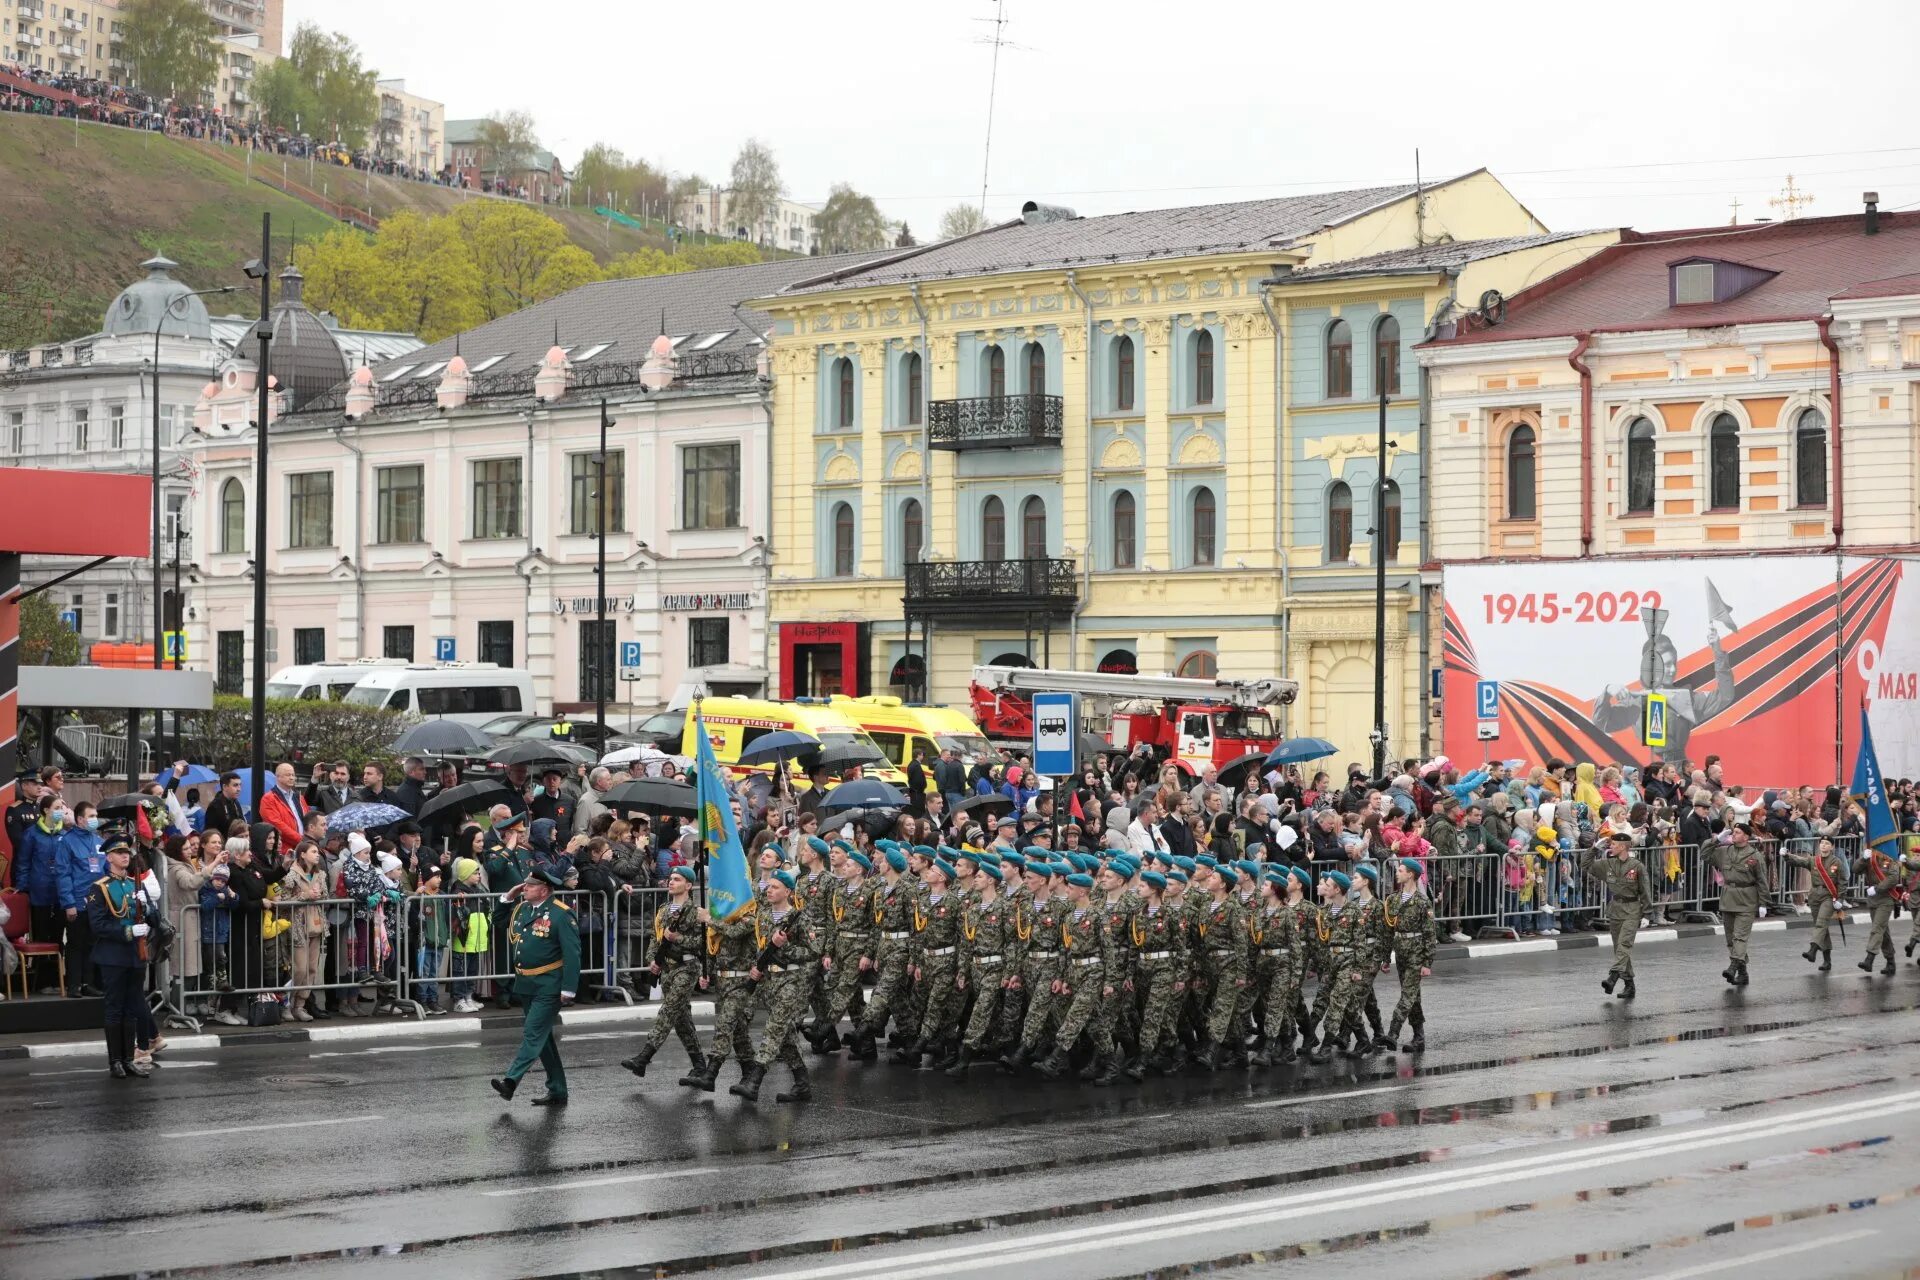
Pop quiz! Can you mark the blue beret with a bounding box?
[1113,856,1139,876]
[930,858,957,882]
[667,864,696,884]
[1174,856,1197,873]
[845,850,873,872]
[1021,846,1050,861]
[875,839,899,853]
[1066,873,1094,889]
[977,849,1003,864]
[976,862,1003,883]
[770,869,796,893]
[1323,869,1352,891]
[912,844,938,859]
[806,836,830,855]
[942,845,970,862]
[1141,870,1167,891]
[1215,865,1239,888]
[1234,860,1260,877]
[1264,866,1289,883]
[1399,857,1424,878]
[1288,865,1314,887]
[1167,869,1189,884]
[1354,863,1379,884]
[1195,855,1218,869]
[885,850,908,873]
[830,838,854,853]
[1002,852,1026,871]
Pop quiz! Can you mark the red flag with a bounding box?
[1070,792,1084,820]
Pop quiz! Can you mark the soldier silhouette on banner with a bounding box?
[1592,580,1739,764]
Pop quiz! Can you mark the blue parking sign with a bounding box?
[620,641,643,670]
[434,636,456,662]
[1475,680,1500,720]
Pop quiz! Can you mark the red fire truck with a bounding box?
[969,664,1299,778]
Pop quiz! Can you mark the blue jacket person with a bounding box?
[489,862,581,1106]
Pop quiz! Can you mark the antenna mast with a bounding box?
[978,0,1008,217]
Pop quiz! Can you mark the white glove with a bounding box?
[130,923,150,938]
[1867,887,1877,897]
[1758,906,1768,919]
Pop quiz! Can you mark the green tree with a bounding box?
[18,593,81,666]
[939,203,988,241]
[478,109,540,176]
[814,183,890,254]
[604,247,694,280]
[116,0,221,102]
[294,213,485,342]
[727,138,784,242]
[677,241,764,269]
[268,23,379,149]
[447,202,601,321]
[896,223,917,248]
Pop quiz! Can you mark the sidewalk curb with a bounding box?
[1433,909,1877,963]
[3,1000,718,1061]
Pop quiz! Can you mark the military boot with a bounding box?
[1906,938,1917,958]
[944,1046,974,1079]
[1884,954,1898,976]
[1732,961,1749,987]
[1035,1048,1070,1080]
[1802,944,1821,964]
[776,1063,813,1103]
[1404,1010,1426,1053]
[1619,977,1636,1000]
[619,1043,657,1078]
[678,1056,721,1092]
[729,1060,768,1101]
[1123,1055,1148,1082]
[1307,1031,1338,1065]
[1859,953,1877,973]
[1721,961,1737,984]
[1601,973,1618,994]
[1092,1053,1125,1086]
[933,1037,961,1073]
[998,1043,1032,1074]
[1818,950,1832,972]
[849,1028,879,1061]
[816,1026,843,1054]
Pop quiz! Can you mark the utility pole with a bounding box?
[1372,383,1389,781]
[248,214,272,812]
[595,399,609,743]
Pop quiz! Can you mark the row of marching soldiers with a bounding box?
[618,835,1437,1104]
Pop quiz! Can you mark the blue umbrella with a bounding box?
[1265,737,1340,767]
[817,778,906,811]
[326,801,412,835]
[735,730,821,767]
[154,763,220,788]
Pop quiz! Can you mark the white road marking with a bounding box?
[748,1090,1920,1280]
[480,1166,722,1197]
[31,1061,216,1076]
[161,1114,383,1139]
[310,1042,480,1058]
[1640,1228,1879,1279]
[1245,1083,1404,1110]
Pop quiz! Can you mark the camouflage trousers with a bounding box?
[705,974,758,1064]
[1133,959,1183,1057]
[915,953,962,1044]
[642,963,704,1059]
[824,939,870,1026]
[1016,961,1067,1050]
[1202,950,1246,1044]
[1390,948,1424,1026]
[1052,961,1113,1057]
[961,960,1005,1049]
[752,969,814,1069]
[1322,954,1372,1041]
[1255,949,1303,1042]
[861,938,910,1033]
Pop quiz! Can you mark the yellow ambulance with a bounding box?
[679,695,907,785]
[826,695,995,772]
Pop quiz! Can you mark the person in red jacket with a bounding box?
[257,762,309,851]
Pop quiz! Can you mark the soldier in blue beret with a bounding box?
[490,862,581,1106]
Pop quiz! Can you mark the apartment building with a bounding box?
[2,0,282,81]
[675,188,819,256]
[375,78,443,174]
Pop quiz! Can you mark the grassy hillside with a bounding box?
[0,113,687,346]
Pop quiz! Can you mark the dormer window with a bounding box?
[1669,257,1777,306]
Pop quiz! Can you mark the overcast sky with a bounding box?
[293,0,1920,236]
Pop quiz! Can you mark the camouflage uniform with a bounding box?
[1049,903,1112,1061]
[1385,887,1436,1037]
[860,878,915,1037]
[911,888,965,1049]
[1132,899,1188,1063]
[702,905,760,1069]
[751,906,820,1069]
[991,880,1033,1045]
[1286,896,1320,1044]
[640,898,706,1059]
[1198,893,1249,1047]
[1013,889,1070,1052]
[1317,900,1370,1047]
[1251,895,1303,1054]
[1344,892,1389,1042]
[824,874,875,1029]
[795,867,836,1029]
[1101,888,1141,1050]
[958,891,1014,1051]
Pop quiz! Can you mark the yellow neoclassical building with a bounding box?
[750,171,1617,766]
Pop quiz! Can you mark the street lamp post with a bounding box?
[1370,384,1395,782]
[245,215,273,812]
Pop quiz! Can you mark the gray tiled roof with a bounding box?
[1276,231,1608,282]
[359,249,896,382]
[777,181,1445,295]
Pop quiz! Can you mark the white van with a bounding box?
[342,663,537,725]
[265,659,406,702]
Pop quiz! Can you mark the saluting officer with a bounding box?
[1706,827,1771,987]
[489,863,581,1107]
[1584,830,1648,999]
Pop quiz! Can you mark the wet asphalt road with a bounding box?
[4,926,1919,1280]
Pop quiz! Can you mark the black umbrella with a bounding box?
[95,792,158,818]
[815,807,900,839]
[957,793,1014,821]
[801,741,887,774]
[818,779,906,811]
[604,778,699,817]
[391,721,494,754]
[1216,751,1270,792]
[418,779,518,826]
[1079,731,1111,763]
[487,739,594,769]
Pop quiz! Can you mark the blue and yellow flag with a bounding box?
[694,706,754,922]
[1849,704,1901,854]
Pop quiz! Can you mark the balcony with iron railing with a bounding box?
[927,392,1064,452]
[903,557,1079,620]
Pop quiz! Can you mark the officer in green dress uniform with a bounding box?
[1856,845,1908,976]
[1705,827,1771,987]
[489,862,580,1107]
[1583,830,1648,998]
[1784,837,1849,971]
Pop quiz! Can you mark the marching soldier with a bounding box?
[1097,857,1140,1076]
[1197,864,1249,1070]
[1856,841,1907,976]
[1385,858,1436,1051]
[850,849,914,1060]
[1246,868,1299,1068]
[815,846,875,1051]
[678,875,759,1092]
[901,856,964,1069]
[1346,863,1392,1051]
[794,836,837,1042]
[619,865,706,1079]
[949,859,1012,1076]
[989,850,1033,1052]
[1128,869,1187,1079]
[731,870,821,1104]
[1705,827,1771,987]
[1785,837,1849,971]
[489,864,581,1107]
[1584,829,1647,998]
[1003,859,1070,1073]
[1284,866,1319,1055]
[1039,872,1114,1082]
[1308,870,1368,1063]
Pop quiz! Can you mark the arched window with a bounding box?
[1024,342,1046,395]
[1379,479,1401,563]
[1111,490,1136,569]
[903,352,922,426]
[1625,417,1656,514]
[982,495,1006,561]
[1115,335,1135,411]
[1191,485,1216,565]
[986,345,1006,402]
[1506,424,1537,520]
[834,357,854,429]
[1709,412,1740,509]
[1795,407,1827,507]
[1327,481,1354,562]
[901,498,923,564]
[831,502,855,576]
[1176,650,1218,679]
[1326,319,1353,398]
[220,478,245,553]
[1374,315,1400,396]
[1193,330,1215,405]
[1020,495,1047,559]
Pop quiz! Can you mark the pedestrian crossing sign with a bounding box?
[163,630,188,662]
[1642,693,1668,748]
